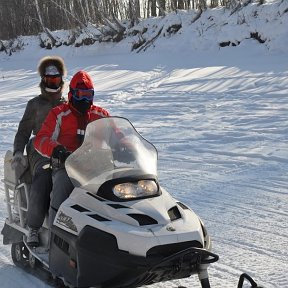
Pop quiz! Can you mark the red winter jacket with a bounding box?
[34,102,110,158]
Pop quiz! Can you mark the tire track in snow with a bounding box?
[1,56,288,288]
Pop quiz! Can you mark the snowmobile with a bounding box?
[1,117,262,288]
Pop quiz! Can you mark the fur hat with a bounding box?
[38,56,67,77]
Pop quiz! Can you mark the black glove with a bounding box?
[52,145,71,163]
[114,144,135,164]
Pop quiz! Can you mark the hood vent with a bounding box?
[88,214,111,222]
[128,213,158,226]
[71,204,90,213]
[168,206,181,221]
[108,203,130,209]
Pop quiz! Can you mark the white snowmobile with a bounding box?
[1,117,261,288]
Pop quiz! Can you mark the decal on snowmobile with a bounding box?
[166,225,176,231]
[56,211,78,233]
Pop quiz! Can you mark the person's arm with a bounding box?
[13,100,34,154]
[90,106,110,119]
[34,108,60,158]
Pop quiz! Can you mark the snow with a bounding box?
[0,1,288,287]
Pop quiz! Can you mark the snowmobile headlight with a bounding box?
[112,180,159,199]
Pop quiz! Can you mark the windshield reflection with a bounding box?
[65,117,158,193]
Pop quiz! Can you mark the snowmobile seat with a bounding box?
[2,150,31,228]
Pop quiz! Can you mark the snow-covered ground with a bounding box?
[0,1,288,287]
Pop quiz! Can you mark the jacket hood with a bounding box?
[38,56,67,77]
[68,70,94,102]
[38,56,66,95]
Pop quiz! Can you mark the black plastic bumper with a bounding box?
[49,225,216,288]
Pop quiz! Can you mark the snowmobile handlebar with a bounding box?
[237,273,263,288]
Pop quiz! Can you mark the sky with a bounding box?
[0,1,288,288]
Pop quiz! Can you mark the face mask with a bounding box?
[72,98,92,113]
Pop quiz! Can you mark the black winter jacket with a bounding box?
[13,91,65,154]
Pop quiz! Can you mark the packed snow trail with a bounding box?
[0,49,288,288]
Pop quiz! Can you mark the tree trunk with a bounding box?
[34,0,57,46]
[157,0,166,16]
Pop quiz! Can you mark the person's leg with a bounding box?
[27,166,51,228]
[48,168,74,229]
[26,160,52,247]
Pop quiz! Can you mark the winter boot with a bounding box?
[27,227,39,247]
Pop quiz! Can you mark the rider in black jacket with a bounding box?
[12,56,67,247]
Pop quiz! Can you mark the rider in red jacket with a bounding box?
[34,70,110,241]
[34,71,109,157]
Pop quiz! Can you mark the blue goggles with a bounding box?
[71,88,94,101]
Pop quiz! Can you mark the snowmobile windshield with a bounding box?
[65,117,158,195]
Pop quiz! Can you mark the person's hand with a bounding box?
[11,151,26,170]
[52,145,71,164]
[115,137,135,164]
[119,136,135,150]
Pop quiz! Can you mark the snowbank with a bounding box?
[0,0,287,56]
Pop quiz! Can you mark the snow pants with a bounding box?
[26,152,52,229]
[48,167,74,229]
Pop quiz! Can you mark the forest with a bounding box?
[0,0,266,41]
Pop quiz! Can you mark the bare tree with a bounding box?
[128,0,141,26]
[34,0,58,46]
[157,0,166,15]
[0,0,264,43]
